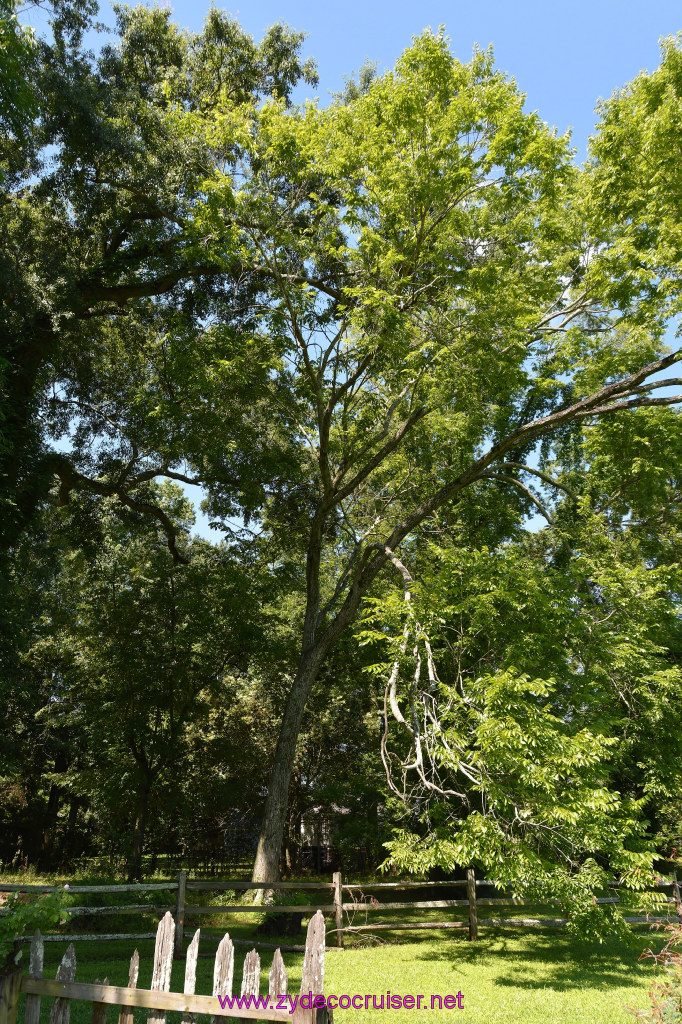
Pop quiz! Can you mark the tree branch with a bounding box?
[493,462,579,502]
[50,454,190,564]
[332,405,430,505]
[480,472,555,524]
[317,346,682,652]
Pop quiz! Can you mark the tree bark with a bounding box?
[251,510,386,885]
[252,645,329,883]
[281,769,302,877]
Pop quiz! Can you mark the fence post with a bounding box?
[0,967,22,1024]
[333,872,344,950]
[673,872,682,923]
[174,870,186,959]
[467,868,478,941]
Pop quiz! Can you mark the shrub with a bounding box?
[0,889,69,966]
[630,923,682,1023]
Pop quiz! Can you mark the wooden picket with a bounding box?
[269,950,287,998]
[0,968,22,1024]
[181,929,200,1024]
[49,944,75,1024]
[211,933,234,1024]
[117,950,138,1024]
[300,913,325,995]
[23,930,43,1024]
[91,978,108,1024]
[239,951,259,1024]
[13,911,331,1024]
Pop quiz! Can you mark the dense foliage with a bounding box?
[1,2,680,917]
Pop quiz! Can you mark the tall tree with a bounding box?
[182,32,680,882]
[5,13,681,887]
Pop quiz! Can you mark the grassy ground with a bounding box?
[3,871,663,1023]
[326,928,658,1023]
[13,920,662,1024]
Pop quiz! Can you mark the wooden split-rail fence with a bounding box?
[170,870,682,951]
[2,871,681,953]
[0,911,331,1024]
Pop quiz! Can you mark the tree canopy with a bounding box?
[1,7,681,913]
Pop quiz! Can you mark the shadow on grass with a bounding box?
[409,927,662,993]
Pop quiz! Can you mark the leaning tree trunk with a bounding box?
[252,646,329,884]
[252,501,382,885]
[282,770,303,877]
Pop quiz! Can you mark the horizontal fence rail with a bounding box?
[2,870,681,951]
[15,932,160,943]
[58,905,173,916]
[186,882,334,891]
[0,883,178,893]
[20,980,293,1022]
[339,880,470,889]
[184,905,336,915]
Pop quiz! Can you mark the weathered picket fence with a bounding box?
[0,911,331,1024]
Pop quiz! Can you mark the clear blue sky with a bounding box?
[220,0,679,160]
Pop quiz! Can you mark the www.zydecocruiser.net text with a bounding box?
[216,991,465,1013]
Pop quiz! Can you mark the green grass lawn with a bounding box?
[326,928,658,1023]
[3,872,665,1024]
[14,920,662,1024]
